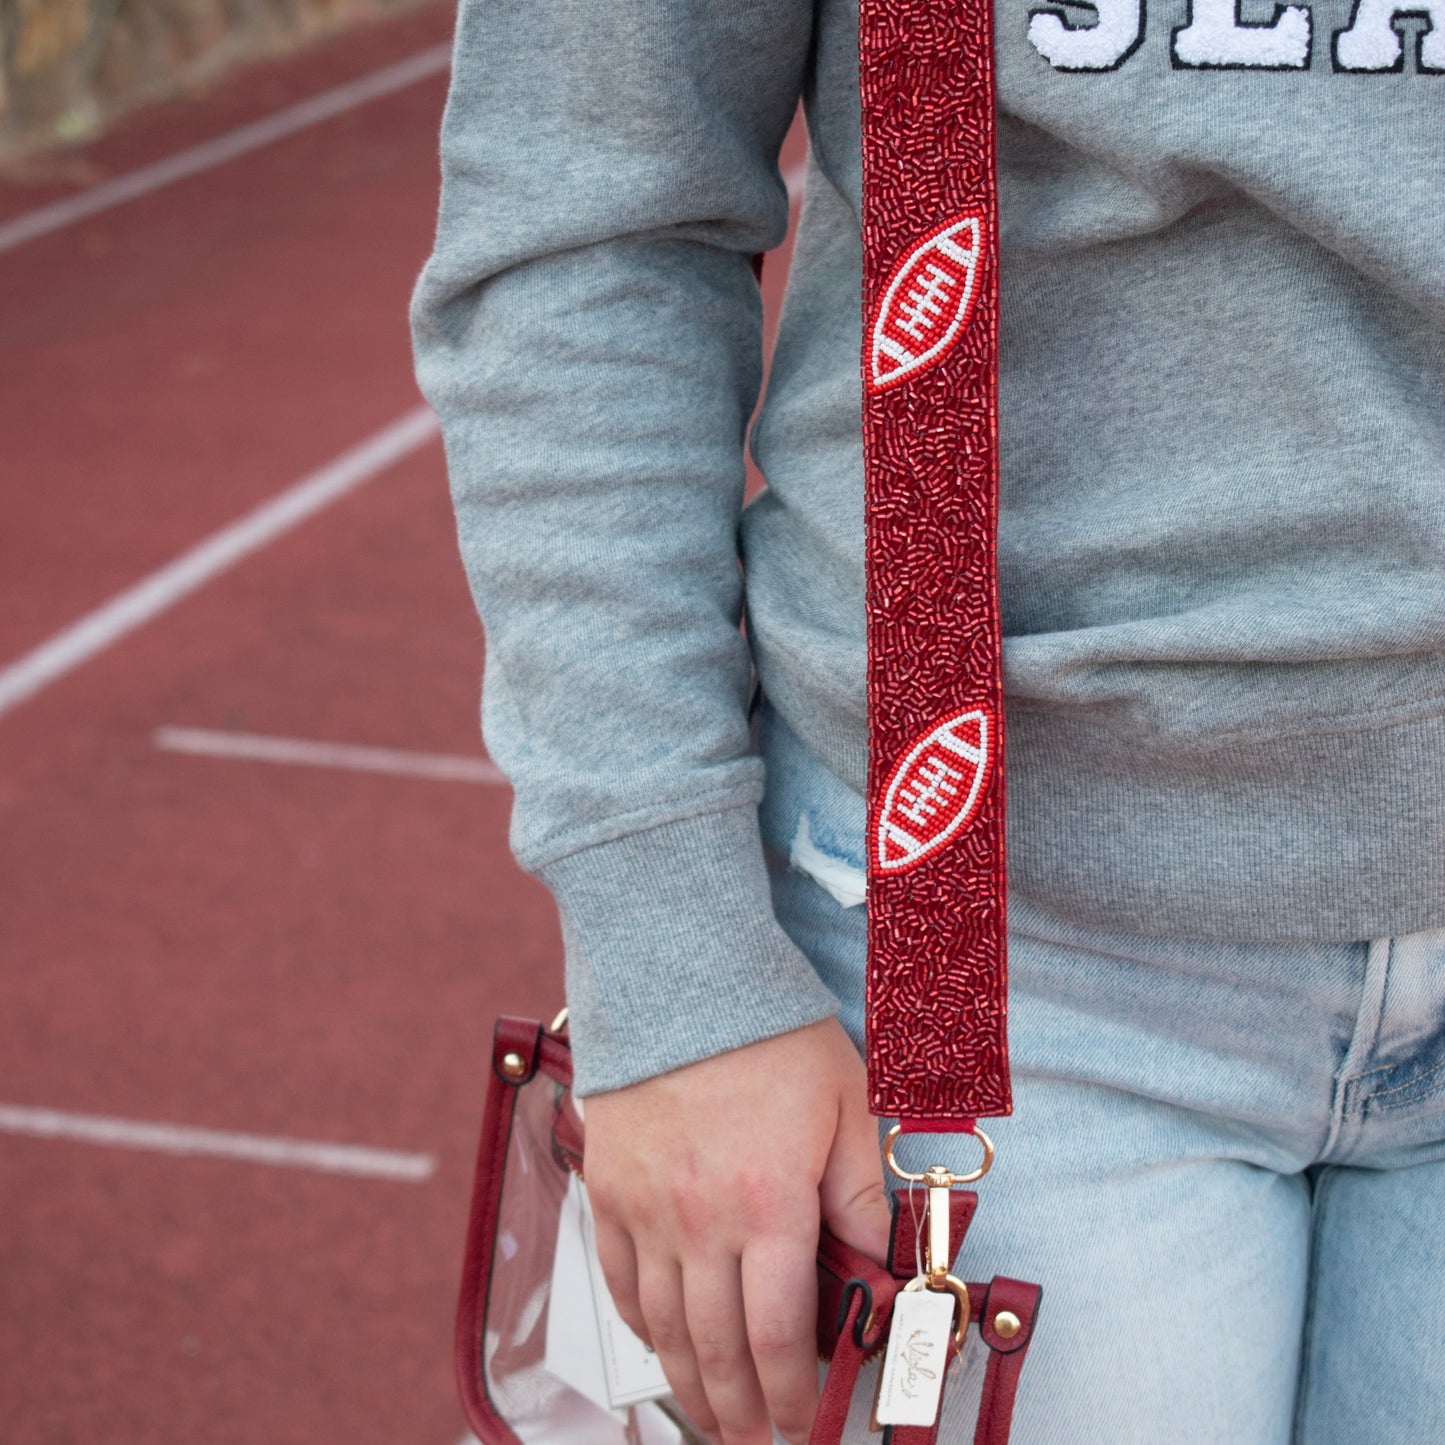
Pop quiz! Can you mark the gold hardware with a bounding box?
[904,1272,972,1351]
[884,1125,993,1347]
[883,1123,995,1186]
[993,1310,1021,1340]
[547,1006,570,1034]
[500,1051,528,1079]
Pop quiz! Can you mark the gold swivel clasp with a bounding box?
[883,1124,997,1350]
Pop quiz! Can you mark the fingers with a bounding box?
[592,1208,647,1345]
[635,1260,726,1440]
[638,1249,816,1445]
[817,1087,892,1265]
[683,1259,773,1445]
[741,1236,821,1445]
[580,1021,881,1443]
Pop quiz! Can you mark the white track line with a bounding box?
[0,44,451,255]
[155,727,507,785]
[0,1103,434,1182]
[0,406,438,720]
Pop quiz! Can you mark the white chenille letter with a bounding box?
[1334,0,1444,69]
[1172,0,1313,66]
[1028,0,1145,69]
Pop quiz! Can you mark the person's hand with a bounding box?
[583,1017,890,1445]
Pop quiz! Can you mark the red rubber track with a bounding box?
[0,7,802,1442]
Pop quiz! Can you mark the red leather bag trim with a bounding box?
[490,1015,573,1088]
[491,1015,543,1084]
[979,1276,1042,1354]
[815,1228,897,1356]
[973,1279,1043,1445]
[809,1288,874,1445]
[888,1189,978,1278]
[551,1092,585,1172]
[536,1031,573,1087]
[818,1227,895,1296]
[455,1039,525,1444]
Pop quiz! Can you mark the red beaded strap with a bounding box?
[861,0,1011,1121]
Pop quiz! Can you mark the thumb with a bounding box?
[818,1090,892,1267]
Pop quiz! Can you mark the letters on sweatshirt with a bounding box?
[1028,0,1443,71]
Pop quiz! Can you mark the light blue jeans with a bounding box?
[759,708,1445,1443]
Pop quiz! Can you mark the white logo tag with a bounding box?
[875,1288,956,1427]
[544,1172,672,1411]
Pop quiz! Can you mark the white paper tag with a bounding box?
[544,1173,672,1411]
[543,1174,617,1415]
[874,1288,956,1427]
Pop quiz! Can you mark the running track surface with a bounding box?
[0,7,804,1442]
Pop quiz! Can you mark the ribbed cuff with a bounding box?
[537,805,840,1095]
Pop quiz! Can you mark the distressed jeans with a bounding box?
[759,706,1445,1443]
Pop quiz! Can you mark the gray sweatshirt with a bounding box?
[412,0,1445,1096]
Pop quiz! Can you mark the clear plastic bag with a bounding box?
[457,1019,707,1445]
[457,1018,1041,1445]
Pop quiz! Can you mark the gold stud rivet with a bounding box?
[993,1311,1022,1340]
[500,1051,528,1080]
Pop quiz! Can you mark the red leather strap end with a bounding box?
[455,1040,527,1443]
[458,1017,574,1443]
[492,1014,573,1089]
[810,1287,878,1445]
[551,1093,585,1174]
[973,1278,1044,1445]
[978,1276,1042,1354]
[898,1116,976,1134]
[888,1190,978,1279]
[816,1226,897,1357]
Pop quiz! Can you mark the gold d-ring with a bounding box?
[884,1123,995,1185]
[903,1271,972,1351]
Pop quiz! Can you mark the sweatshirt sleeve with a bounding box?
[410,0,840,1095]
